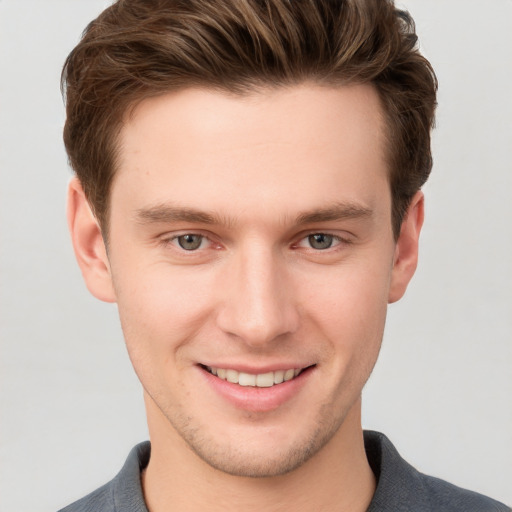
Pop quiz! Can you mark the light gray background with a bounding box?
[1,1,511,510]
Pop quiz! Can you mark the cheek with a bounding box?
[112,263,217,364]
[303,258,390,327]
[299,258,391,372]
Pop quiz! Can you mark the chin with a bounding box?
[173,405,345,478]
[188,439,322,478]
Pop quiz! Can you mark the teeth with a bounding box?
[284,369,295,381]
[226,369,238,384]
[256,372,274,387]
[207,367,303,387]
[239,372,256,386]
[273,370,284,384]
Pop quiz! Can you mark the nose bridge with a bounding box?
[216,240,298,346]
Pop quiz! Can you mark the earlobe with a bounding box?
[388,191,424,304]
[67,177,116,303]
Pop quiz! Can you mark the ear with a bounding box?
[388,191,424,304]
[67,177,116,303]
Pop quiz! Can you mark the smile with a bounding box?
[205,366,304,387]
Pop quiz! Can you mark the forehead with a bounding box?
[113,84,389,224]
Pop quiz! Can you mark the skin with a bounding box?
[68,84,423,512]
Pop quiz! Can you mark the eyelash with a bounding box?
[163,233,219,253]
[162,232,351,253]
[294,233,348,251]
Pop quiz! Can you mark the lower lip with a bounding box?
[199,366,314,413]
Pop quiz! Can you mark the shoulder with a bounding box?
[364,431,511,512]
[419,473,511,512]
[58,482,114,512]
[57,442,150,512]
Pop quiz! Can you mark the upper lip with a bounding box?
[199,362,315,374]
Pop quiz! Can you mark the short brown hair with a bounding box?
[62,0,437,238]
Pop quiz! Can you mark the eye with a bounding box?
[174,234,206,251]
[306,233,337,250]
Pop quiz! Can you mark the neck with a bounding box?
[142,397,376,512]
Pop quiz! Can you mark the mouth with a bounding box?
[201,365,311,388]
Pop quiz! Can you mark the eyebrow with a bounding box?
[135,201,373,227]
[295,203,373,225]
[136,205,219,225]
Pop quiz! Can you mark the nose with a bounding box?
[216,243,299,347]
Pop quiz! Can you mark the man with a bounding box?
[59,0,510,511]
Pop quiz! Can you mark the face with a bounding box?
[71,84,421,477]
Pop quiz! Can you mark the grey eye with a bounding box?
[308,233,333,250]
[177,234,203,250]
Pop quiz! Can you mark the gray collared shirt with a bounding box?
[58,431,511,512]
